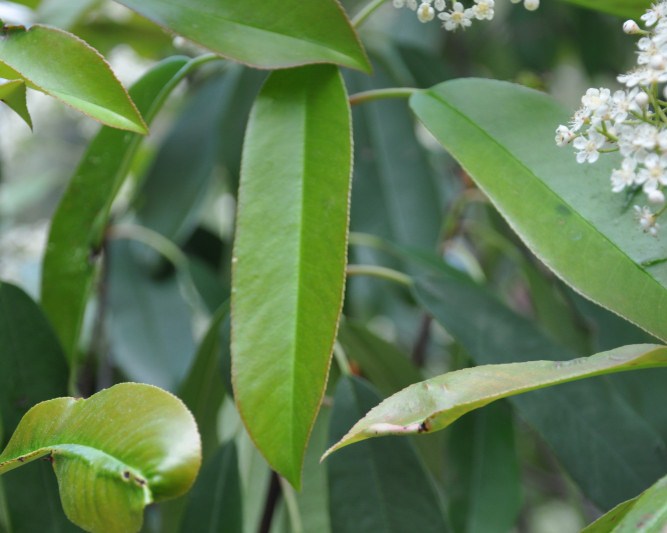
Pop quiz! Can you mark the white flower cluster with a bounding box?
[392,0,538,30]
[556,1,667,237]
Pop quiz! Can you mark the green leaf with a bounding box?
[327,377,449,533]
[0,24,146,132]
[560,0,650,19]
[41,55,213,361]
[323,344,667,457]
[180,441,243,533]
[114,0,370,72]
[447,402,521,533]
[0,283,68,445]
[179,302,229,461]
[612,474,667,532]
[581,499,638,533]
[407,257,667,508]
[583,473,667,532]
[0,283,76,532]
[409,78,667,343]
[232,64,352,488]
[0,79,31,128]
[0,383,201,533]
[106,240,195,390]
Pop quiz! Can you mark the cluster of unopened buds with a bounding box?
[392,0,539,30]
[556,1,667,237]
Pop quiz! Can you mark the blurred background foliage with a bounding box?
[0,0,661,532]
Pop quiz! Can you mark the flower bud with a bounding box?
[623,19,641,34]
[417,2,435,22]
[524,0,539,11]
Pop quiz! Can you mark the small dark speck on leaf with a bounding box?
[418,420,430,433]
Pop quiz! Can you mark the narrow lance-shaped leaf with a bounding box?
[232,64,352,488]
[0,24,146,132]
[0,383,201,533]
[323,344,667,457]
[41,55,215,361]
[409,79,667,343]
[0,78,31,128]
[114,0,370,72]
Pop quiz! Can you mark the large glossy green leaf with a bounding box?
[114,0,370,72]
[323,344,667,456]
[447,402,521,533]
[409,79,667,343]
[41,55,214,361]
[0,79,31,128]
[0,24,146,132]
[327,377,448,533]
[560,0,650,19]
[232,65,352,488]
[0,383,201,533]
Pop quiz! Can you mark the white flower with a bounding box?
[407,0,418,10]
[523,0,539,11]
[637,153,667,192]
[472,0,494,20]
[634,205,660,236]
[417,2,435,21]
[573,131,606,163]
[611,88,642,123]
[641,2,667,26]
[438,2,474,30]
[611,158,637,192]
[555,125,575,146]
[581,87,612,116]
[434,0,446,10]
[648,188,666,203]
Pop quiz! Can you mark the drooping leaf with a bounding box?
[0,383,201,533]
[323,344,667,457]
[232,64,352,488]
[41,55,215,361]
[327,377,449,533]
[560,0,650,19]
[0,24,146,132]
[409,78,667,343]
[0,79,31,128]
[447,402,521,533]
[114,0,370,72]
[180,441,243,533]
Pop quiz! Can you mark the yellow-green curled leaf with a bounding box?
[0,383,201,533]
[0,78,31,128]
[0,24,146,133]
[323,344,667,458]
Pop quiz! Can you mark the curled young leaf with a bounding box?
[0,383,201,533]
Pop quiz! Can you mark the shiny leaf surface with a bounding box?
[232,64,352,488]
